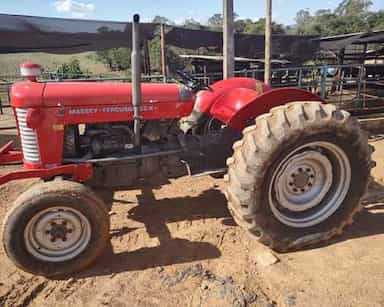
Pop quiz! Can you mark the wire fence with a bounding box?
[1,64,383,118]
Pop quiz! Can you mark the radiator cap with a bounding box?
[20,62,41,81]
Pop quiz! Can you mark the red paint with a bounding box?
[211,87,323,130]
[0,163,92,185]
[20,62,42,82]
[20,62,41,69]
[10,81,194,168]
[43,82,189,106]
[26,108,43,129]
[3,69,323,185]
[11,82,45,108]
[209,88,259,124]
[197,78,271,113]
[0,141,13,154]
[0,141,23,164]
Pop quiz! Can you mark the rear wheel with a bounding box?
[225,101,374,251]
[2,180,110,277]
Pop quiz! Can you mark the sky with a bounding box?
[0,0,383,25]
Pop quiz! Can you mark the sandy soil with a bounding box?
[1,139,384,307]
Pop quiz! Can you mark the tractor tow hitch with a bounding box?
[0,141,23,164]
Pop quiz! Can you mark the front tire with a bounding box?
[2,180,110,277]
[225,102,374,252]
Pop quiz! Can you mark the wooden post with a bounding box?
[264,0,272,85]
[160,23,167,82]
[223,0,234,79]
[361,43,368,64]
[143,39,151,75]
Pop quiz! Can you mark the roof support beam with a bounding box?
[223,0,234,79]
[264,0,272,85]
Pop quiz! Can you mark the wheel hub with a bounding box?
[24,207,91,262]
[46,220,73,243]
[269,141,351,228]
[275,150,333,213]
[289,167,315,193]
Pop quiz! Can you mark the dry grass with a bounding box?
[0,52,109,76]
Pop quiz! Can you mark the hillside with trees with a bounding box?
[0,0,382,76]
[93,0,383,74]
[295,0,384,35]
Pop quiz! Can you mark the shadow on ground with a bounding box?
[77,186,230,278]
[341,180,384,239]
[300,180,384,250]
[74,179,384,278]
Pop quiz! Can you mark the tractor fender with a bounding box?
[209,87,323,130]
[196,77,271,113]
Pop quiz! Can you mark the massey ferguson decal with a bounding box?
[67,105,156,115]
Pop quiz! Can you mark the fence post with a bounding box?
[298,69,302,88]
[321,64,327,99]
[160,24,167,83]
[357,64,364,104]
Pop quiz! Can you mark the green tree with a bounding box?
[208,13,223,30]
[56,58,88,79]
[183,18,203,30]
[243,18,286,34]
[95,26,131,71]
[367,10,384,30]
[335,0,373,16]
[152,15,174,25]
[95,48,131,71]
[148,36,185,74]
[207,12,241,31]
[295,9,313,34]
[293,0,378,35]
[234,18,253,33]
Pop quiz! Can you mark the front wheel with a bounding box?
[2,180,110,277]
[225,101,374,252]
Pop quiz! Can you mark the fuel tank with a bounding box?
[11,81,193,108]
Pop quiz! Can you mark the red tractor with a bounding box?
[0,16,373,277]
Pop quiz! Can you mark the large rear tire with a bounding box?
[2,180,110,277]
[225,101,374,252]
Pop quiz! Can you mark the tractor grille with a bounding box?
[15,108,40,163]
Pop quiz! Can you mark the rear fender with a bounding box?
[209,87,323,130]
[197,77,271,113]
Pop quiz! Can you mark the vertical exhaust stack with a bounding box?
[131,14,141,147]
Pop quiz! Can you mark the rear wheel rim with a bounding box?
[268,141,351,228]
[24,206,91,262]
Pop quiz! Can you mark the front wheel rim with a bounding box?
[268,141,351,228]
[24,206,92,262]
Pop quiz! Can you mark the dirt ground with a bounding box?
[1,132,384,306]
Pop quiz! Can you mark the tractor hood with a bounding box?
[11,81,46,108]
[11,81,193,108]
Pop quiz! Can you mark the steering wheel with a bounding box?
[176,70,213,92]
